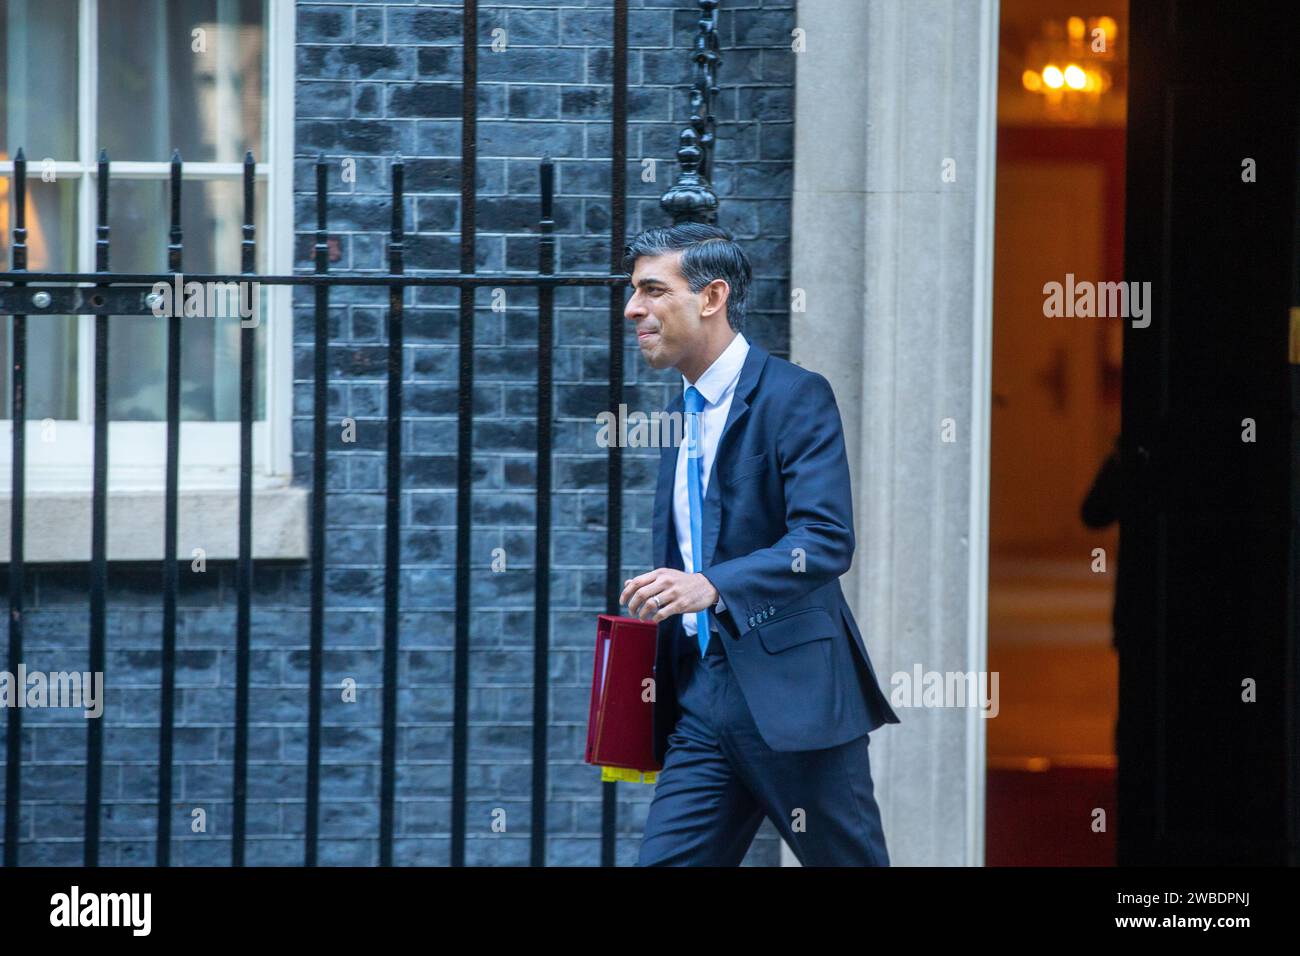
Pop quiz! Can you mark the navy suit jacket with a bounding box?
[650,340,901,764]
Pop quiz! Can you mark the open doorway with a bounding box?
[986,0,1128,866]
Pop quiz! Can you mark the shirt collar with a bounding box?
[682,332,749,406]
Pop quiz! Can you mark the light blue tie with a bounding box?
[684,386,711,658]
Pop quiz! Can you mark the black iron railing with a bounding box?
[0,0,723,868]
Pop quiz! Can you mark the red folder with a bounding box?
[585,614,662,781]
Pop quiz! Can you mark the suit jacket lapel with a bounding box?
[702,342,768,567]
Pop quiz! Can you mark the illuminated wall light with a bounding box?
[1084,69,1108,93]
[1041,64,1065,89]
[1064,64,1087,89]
[1095,15,1118,42]
[1022,69,1043,92]
[1067,16,1086,41]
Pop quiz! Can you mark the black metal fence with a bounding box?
[0,0,722,867]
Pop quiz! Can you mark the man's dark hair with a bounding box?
[621,223,752,332]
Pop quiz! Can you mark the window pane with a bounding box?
[0,0,79,159]
[107,177,267,422]
[98,0,266,163]
[0,176,78,419]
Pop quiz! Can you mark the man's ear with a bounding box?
[701,278,730,320]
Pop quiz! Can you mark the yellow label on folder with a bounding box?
[600,766,657,784]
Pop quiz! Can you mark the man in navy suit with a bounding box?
[619,223,900,866]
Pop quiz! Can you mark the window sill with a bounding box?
[0,482,309,563]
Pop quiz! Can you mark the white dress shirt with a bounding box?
[674,332,749,636]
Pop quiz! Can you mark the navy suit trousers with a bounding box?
[637,629,890,867]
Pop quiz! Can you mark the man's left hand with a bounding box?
[620,569,719,624]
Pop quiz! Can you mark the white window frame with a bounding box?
[0,0,295,492]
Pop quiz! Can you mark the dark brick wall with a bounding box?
[0,0,795,866]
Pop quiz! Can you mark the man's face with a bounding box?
[624,251,707,372]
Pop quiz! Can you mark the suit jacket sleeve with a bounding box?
[702,372,855,631]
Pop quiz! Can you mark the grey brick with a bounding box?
[298,6,353,43]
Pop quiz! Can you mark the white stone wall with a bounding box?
[787,0,1000,866]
